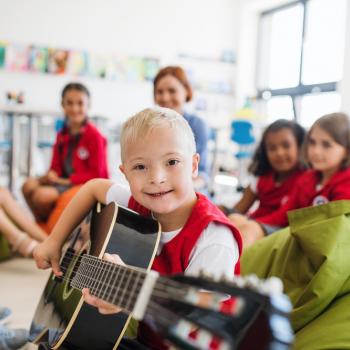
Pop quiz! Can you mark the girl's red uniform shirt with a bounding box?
[249,169,304,219]
[50,121,109,184]
[257,167,350,227]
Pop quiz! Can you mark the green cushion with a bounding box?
[241,200,350,349]
[0,233,11,261]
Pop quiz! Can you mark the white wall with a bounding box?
[0,0,239,121]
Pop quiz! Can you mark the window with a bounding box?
[256,0,347,126]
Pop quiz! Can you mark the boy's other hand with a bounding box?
[82,253,125,314]
[33,238,62,277]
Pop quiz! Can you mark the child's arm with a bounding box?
[233,185,257,214]
[219,185,257,216]
[34,178,114,276]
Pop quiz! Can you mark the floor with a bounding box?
[0,257,50,349]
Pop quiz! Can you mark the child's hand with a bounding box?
[33,238,63,277]
[82,253,125,314]
[47,170,60,184]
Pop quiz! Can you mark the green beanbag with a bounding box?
[0,233,11,261]
[241,200,350,349]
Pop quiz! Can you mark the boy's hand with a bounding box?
[82,253,125,314]
[33,238,63,277]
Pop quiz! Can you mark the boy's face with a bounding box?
[120,126,199,221]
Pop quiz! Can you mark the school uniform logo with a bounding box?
[312,195,329,206]
[280,195,289,206]
[77,147,89,160]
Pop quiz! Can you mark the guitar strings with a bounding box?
[58,250,189,292]
[60,262,187,300]
[52,253,190,308]
[59,250,264,296]
[57,252,243,304]
[58,251,181,291]
[57,252,244,310]
[54,268,188,312]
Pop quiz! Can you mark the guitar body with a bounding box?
[29,202,161,350]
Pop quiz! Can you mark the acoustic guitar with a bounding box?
[29,202,293,350]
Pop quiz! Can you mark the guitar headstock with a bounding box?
[145,274,293,350]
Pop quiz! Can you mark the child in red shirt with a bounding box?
[237,112,350,247]
[220,119,305,235]
[22,82,108,222]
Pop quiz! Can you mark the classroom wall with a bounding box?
[0,0,239,122]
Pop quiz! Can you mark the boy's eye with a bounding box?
[133,164,146,170]
[167,159,179,166]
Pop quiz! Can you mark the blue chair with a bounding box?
[230,120,255,191]
[0,140,11,150]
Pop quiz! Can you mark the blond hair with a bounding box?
[120,107,196,162]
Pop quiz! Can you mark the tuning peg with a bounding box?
[262,276,283,295]
[195,329,213,348]
[245,274,262,289]
[174,319,193,338]
[232,275,245,288]
[218,341,230,350]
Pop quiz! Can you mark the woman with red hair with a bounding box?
[153,66,210,190]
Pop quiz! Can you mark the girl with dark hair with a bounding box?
[221,119,305,218]
[236,112,350,248]
[219,119,305,242]
[154,66,210,190]
[22,82,109,222]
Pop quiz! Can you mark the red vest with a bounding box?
[128,193,242,350]
[128,192,242,275]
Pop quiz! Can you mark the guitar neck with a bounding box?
[71,254,158,318]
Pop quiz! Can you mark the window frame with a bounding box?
[256,0,339,120]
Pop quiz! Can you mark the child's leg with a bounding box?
[30,186,60,222]
[228,213,249,227]
[22,178,42,220]
[238,220,265,249]
[0,187,47,241]
[0,208,38,257]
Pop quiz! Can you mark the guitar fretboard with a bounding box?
[71,255,147,313]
